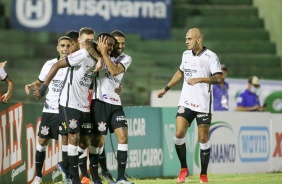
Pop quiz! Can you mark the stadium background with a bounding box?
[0,0,282,183]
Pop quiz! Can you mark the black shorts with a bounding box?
[176,106,211,126]
[58,105,91,136]
[90,100,127,135]
[37,112,60,140]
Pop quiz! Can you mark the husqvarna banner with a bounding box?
[11,0,172,39]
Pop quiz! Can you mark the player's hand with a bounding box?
[0,61,7,67]
[33,84,48,99]
[92,57,102,73]
[115,83,123,95]
[157,89,167,98]
[1,92,12,103]
[97,36,108,55]
[187,78,200,85]
[85,40,101,60]
[25,84,32,94]
[33,90,43,99]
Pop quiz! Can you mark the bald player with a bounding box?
[157,28,223,183]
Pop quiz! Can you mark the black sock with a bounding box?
[117,150,127,180]
[99,148,108,173]
[35,150,46,177]
[78,152,89,178]
[62,151,68,162]
[200,148,210,174]
[61,151,69,170]
[175,143,187,168]
[69,155,80,183]
[89,153,100,181]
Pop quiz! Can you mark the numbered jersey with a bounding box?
[178,48,222,113]
[92,53,132,105]
[60,49,96,112]
[38,58,68,113]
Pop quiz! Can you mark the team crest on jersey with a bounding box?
[178,106,185,114]
[98,122,106,132]
[199,60,206,68]
[40,126,49,135]
[69,119,78,129]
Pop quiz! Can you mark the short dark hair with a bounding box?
[79,27,95,37]
[65,30,79,39]
[97,32,116,42]
[111,30,125,38]
[58,36,72,43]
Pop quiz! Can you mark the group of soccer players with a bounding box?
[25,27,133,184]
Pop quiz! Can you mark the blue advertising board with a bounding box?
[11,0,171,39]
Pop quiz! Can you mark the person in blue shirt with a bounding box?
[236,76,264,111]
[213,64,229,111]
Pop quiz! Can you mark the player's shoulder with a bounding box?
[45,58,58,65]
[183,50,192,55]
[203,48,218,58]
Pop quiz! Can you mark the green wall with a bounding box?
[253,0,282,61]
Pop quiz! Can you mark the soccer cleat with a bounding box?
[81,176,91,184]
[200,174,208,183]
[176,168,189,183]
[56,162,71,184]
[116,177,134,184]
[101,171,116,184]
[31,176,42,184]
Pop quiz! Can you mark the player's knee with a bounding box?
[36,143,47,152]
[174,136,186,145]
[117,134,128,144]
[88,145,99,154]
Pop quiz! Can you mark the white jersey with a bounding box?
[38,58,68,113]
[0,67,7,81]
[60,49,96,112]
[92,53,132,105]
[178,48,222,113]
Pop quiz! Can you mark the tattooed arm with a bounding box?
[187,73,222,85]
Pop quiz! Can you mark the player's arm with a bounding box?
[1,76,14,103]
[236,105,261,111]
[98,36,125,76]
[25,80,43,95]
[33,59,68,99]
[157,69,184,98]
[187,73,222,85]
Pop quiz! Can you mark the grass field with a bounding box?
[49,173,282,184]
[125,173,282,184]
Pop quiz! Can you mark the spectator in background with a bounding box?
[213,64,229,111]
[236,76,264,111]
[0,61,14,103]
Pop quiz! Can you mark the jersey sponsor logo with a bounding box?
[196,113,208,118]
[15,0,52,28]
[81,123,91,129]
[102,94,119,102]
[61,122,67,130]
[98,122,106,132]
[69,119,78,129]
[116,116,126,122]
[79,74,92,87]
[40,126,49,135]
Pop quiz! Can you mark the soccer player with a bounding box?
[25,36,72,184]
[57,30,90,184]
[88,31,134,184]
[0,61,14,103]
[157,28,223,183]
[34,27,101,184]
